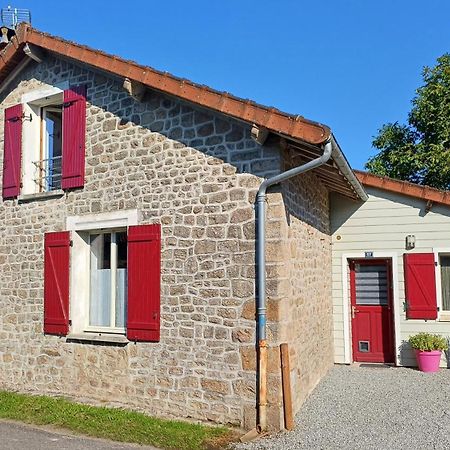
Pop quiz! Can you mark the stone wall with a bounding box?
[234,153,334,429]
[278,155,334,417]
[0,54,333,430]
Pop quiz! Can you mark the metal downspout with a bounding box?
[255,140,333,431]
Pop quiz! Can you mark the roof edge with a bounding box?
[331,138,368,202]
[355,170,450,207]
[2,23,332,146]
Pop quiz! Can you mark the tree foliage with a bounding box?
[366,54,450,189]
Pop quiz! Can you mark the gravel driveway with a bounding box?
[235,365,450,450]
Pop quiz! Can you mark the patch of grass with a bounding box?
[0,391,236,450]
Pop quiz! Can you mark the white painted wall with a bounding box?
[331,187,450,367]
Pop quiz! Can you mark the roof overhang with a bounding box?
[2,24,331,145]
[355,170,450,207]
[282,136,367,201]
[0,23,367,201]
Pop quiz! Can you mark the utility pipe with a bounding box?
[255,140,333,431]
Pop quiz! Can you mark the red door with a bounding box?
[350,259,395,363]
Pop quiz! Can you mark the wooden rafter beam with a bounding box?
[23,43,44,63]
[123,77,146,102]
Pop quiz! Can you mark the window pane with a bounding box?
[90,233,111,327]
[115,232,127,327]
[116,232,127,269]
[355,263,388,305]
[440,256,450,311]
[44,108,62,191]
[116,269,127,327]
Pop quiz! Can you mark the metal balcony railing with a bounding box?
[32,156,62,192]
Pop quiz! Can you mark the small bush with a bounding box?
[408,332,449,351]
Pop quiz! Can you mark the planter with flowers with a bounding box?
[409,332,448,373]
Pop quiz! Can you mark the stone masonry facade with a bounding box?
[0,54,333,429]
[280,161,333,416]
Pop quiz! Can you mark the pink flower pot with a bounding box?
[415,350,442,372]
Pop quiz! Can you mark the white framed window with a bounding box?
[45,211,161,342]
[21,86,66,195]
[3,83,86,200]
[86,230,128,333]
[67,210,139,337]
[40,105,63,191]
[433,249,450,321]
[440,255,450,312]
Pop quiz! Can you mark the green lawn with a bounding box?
[0,391,236,450]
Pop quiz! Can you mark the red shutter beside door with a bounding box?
[2,104,23,199]
[44,232,71,335]
[127,224,161,342]
[62,85,86,190]
[404,253,438,320]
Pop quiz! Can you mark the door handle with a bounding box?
[351,306,359,319]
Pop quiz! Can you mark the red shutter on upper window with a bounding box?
[62,85,86,190]
[44,232,71,335]
[2,104,23,199]
[127,224,161,342]
[404,253,438,320]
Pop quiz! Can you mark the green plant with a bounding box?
[408,332,449,352]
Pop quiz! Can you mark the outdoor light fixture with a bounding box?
[406,235,416,250]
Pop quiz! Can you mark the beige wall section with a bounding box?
[331,187,450,367]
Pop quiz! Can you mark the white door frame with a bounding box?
[341,252,400,365]
[433,247,450,321]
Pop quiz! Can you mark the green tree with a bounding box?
[366,54,450,189]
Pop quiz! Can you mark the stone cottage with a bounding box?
[0,23,366,431]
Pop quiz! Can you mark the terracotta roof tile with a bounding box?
[0,24,368,201]
[0,24,331,145]
[354,170,450,206]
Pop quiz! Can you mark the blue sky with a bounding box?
[17,0,450,169]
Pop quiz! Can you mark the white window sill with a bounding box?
[66,333,129,345]
[18,190,64,203]
[439,314,450,322]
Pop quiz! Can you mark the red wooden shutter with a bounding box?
[62,85,86,190]
[2,104,22,199]
[44,232,71,335]
[404,253,438,320]
[127,224,161,342]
